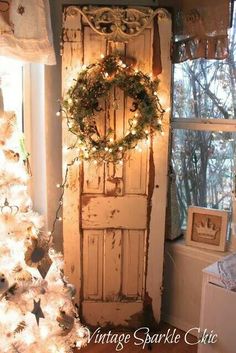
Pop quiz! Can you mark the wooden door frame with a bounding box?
[145,10,171,323]
[62,6,171,325]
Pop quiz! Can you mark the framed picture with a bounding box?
[186,206,228,252]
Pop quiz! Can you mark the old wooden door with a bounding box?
[62,6,171,327]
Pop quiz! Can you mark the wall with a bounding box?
[162,240,229,333]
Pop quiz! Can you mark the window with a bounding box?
[0,57,25,131]
[172,8,236,238]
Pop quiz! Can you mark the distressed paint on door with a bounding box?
[62,6,171,327]
[81,25,150,327]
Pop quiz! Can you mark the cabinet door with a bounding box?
[199,282,236,353]
[62,6,171,327]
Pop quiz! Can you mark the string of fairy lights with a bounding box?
[47,53,169,242]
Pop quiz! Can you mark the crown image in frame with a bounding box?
[195,217,219,240]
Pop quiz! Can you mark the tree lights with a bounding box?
[0,112,88,352]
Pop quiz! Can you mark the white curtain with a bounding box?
[0,0,56,65]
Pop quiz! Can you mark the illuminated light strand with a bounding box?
[60,54,165,165]
[47,155,80,244]
[48,52,167,239]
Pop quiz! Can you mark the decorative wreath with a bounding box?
[62,55,165,164]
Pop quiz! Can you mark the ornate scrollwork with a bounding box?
[64,6,170,42]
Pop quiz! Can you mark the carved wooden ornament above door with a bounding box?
[62,5,171,328]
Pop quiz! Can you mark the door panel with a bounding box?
[124,149,148,194]
[83,230,103,300]
[122,230,145,299]
[103,229,122,300]
[82,195,147,229]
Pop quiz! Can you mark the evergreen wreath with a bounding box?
[62,54,165,164]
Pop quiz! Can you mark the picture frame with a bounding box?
[186,206,228,252]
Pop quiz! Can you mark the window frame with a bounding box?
[171,4,236,251]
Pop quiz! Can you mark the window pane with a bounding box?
[0,57,24,131]
[172,130,235,228]
[172,9,236,119]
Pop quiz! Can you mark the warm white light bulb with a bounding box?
[49,345,65,353]
[40,325,49,339]
[135,145,142,152]
[24,331,35,345]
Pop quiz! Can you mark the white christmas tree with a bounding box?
[0,96,88,352]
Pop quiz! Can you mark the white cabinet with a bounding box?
[198,258,236,353]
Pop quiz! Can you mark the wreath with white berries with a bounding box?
[62,54,165,164]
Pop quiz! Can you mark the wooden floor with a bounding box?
[77,323,197,353]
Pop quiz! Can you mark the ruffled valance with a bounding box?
[171,0,232,63]
[0,0,55,65]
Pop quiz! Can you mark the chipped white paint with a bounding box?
[82,195,147,229]
[122,230,145,298]
[83,230,104,300]
[83,301,143,327]
[62,6,171,326]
